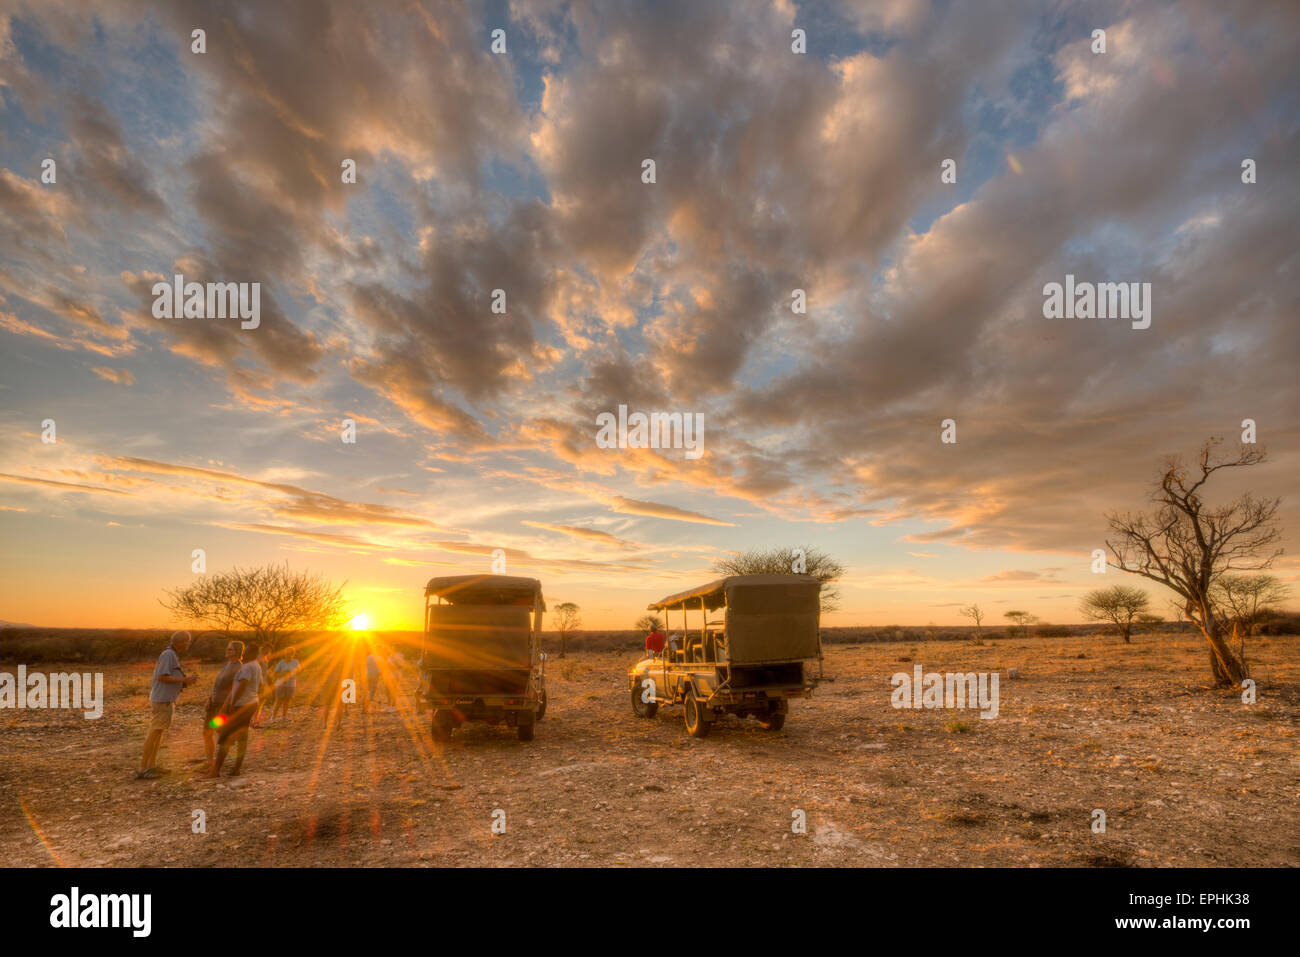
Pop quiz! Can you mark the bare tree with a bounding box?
[553,602,581,659]
[712,545,844,612]
[1165,599,1190,624]
[1079,585,1150,644]
[1106,439,1281,686]
[1211,575,1290,637]
[1136,613,1165,635]
[1003,610,1038,637]
[634,614,663,634]
[161,563,348,652]
[959,604,985,632]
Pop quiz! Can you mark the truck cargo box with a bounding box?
[424,604,532,670]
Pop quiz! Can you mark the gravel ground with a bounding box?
[2,632,1297,867]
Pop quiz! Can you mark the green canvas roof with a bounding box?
[647,574,820,611]
[425,574,546,610]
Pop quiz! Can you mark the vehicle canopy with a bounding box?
[648,574,821,665]
[423,575,545,671]
[425,574,546,609]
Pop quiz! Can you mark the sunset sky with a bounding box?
[1,0,1297,631]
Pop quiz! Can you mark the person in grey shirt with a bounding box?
[206,643,263,777]
[202,640,244,765]
[270,646,299,723]
[137,631,197,779]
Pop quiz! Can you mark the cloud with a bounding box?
[212,522,383,550]
[1,0,1297,630]
[723,0,1300,555]
[66,93,167,218]
[602,494,735,527]
[981,570,1063,584]
[0,472,130,495]
[106,456,443,529]
[381,541,651,575]
[90,366,135,386]
[0,167,70,247]
[521,520,635,548]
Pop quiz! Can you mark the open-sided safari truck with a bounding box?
[629,574,822,737]
[422,575,547,742]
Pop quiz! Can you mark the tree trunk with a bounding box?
[1207,648,1229,685]
[1201,621,1247,686]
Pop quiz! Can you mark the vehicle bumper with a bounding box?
[708,683,816,706]
[426,696,538,720]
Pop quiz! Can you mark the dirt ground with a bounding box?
[1,632,1297,867]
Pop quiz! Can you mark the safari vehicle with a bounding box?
[629,574,822,737]
[421,575,548,742]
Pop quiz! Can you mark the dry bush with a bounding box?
[1257,612,1300,636]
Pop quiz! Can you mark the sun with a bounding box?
[348,613,371,631]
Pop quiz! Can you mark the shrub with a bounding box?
[1257,612,1300,636]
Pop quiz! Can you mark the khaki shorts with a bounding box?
[149,700,175,732]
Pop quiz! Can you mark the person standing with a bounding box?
[365,645,380,711]
[137,631,198,779]
[382,648,405,707]
[206,643,262,777]
[414,647,432,714]
[271,646,299,722]
[202,640,244,764]
[252,648,272,728]
[321,640,350,732]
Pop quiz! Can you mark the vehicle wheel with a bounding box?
[632,679,659,718]
[684,687,711,738]
[431,710,454,741]
[759,707,786,731]
[536,690,547,721]
[517,719,535,741]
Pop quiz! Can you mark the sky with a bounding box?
[0,0,1297,631]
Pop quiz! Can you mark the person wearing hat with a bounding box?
[136,630,198,779]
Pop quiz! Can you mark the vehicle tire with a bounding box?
[684,687,711,738]
[632,679,659,718]
[517,719,535,742]
[536,690,547,722]
[431,710,454,741]
[759,707,786,731]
